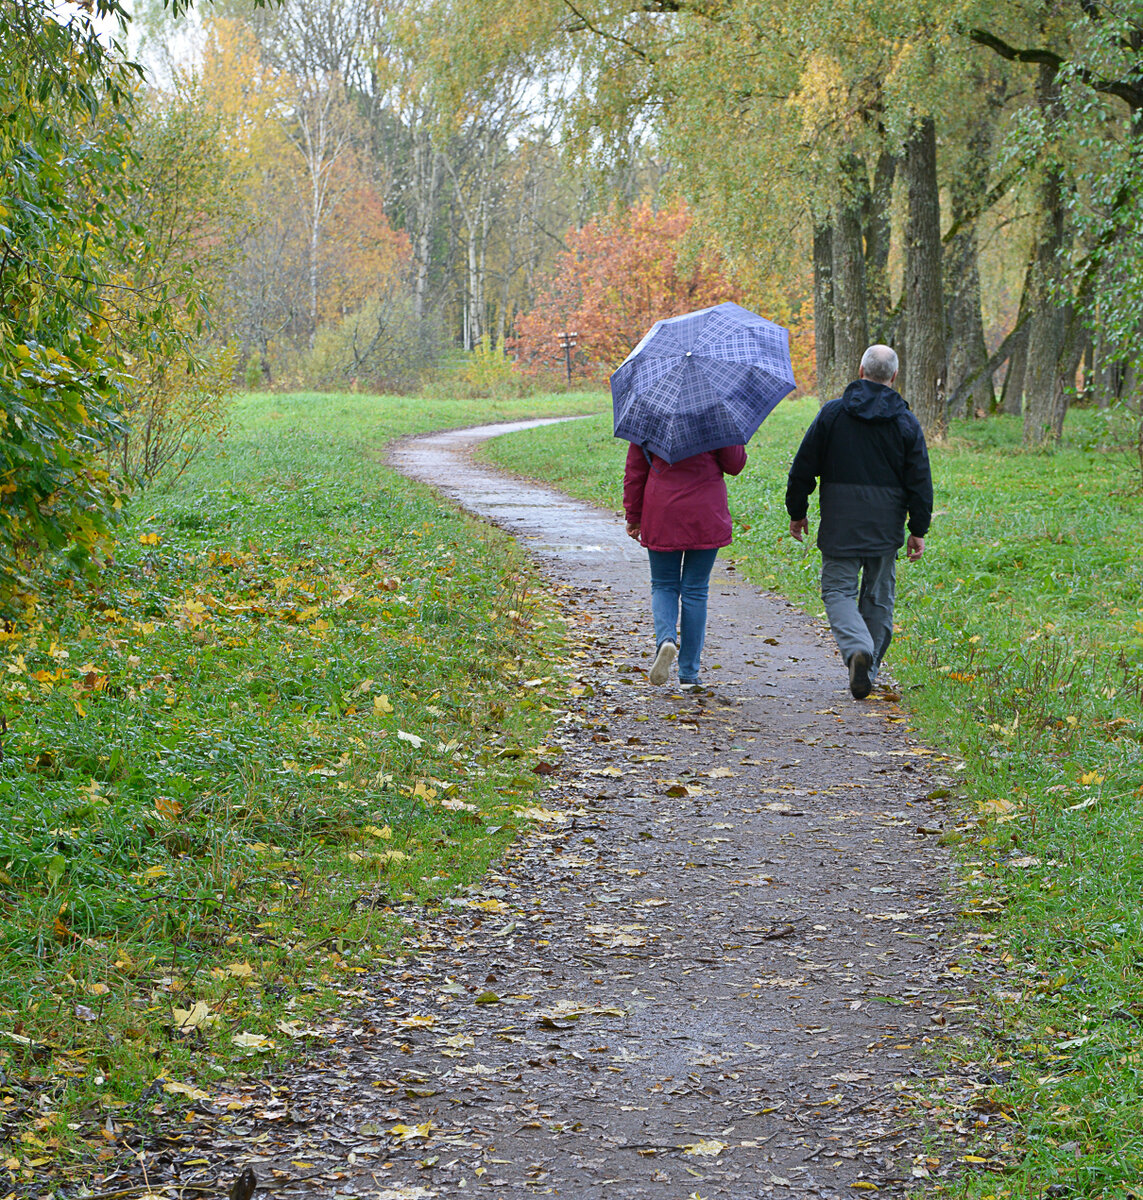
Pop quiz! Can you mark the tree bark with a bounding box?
[410,126,443,325]
[812,223,836,401]
[863,151,896,344]
[1023,64,1070,446]
[945,98,998,417]
[903,116,946,441]
[1092,323,1125,409]
[831,156,869,393]
[1000,330,1028,415]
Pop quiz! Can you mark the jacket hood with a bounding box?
[841,378,909,421]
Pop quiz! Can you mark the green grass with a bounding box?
[480,401,1143,1198]
[0,389,607,1185]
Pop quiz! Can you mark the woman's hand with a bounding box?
[626,522,641,541]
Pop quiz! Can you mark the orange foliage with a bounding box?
[511,200,815,391]
[323,175,412,321]
[511,200,737,376]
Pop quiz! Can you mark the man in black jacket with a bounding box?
[785,344,933,699]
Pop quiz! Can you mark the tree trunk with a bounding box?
[411,126,443,324]
[812,223,836,401]
[863,151,896,344]
[831,157,869,392]
[1092,323,1124,409]
[1022,204,1068,444]
[999,267,1031,415]
[903,117,946,441]
[945,225,992,417]
[1000,330,1027,414]
[944,100,997,417]
[1023,64,1070,446]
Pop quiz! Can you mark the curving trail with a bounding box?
[183,421,971,1199]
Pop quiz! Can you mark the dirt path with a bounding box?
[121,422,972,1199]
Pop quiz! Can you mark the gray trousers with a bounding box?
[820,554,897,679]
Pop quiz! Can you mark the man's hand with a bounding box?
[789,517,809,543]
[626,522,641,541]
[906,534,925,561]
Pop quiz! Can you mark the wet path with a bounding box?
[389,418,643,567]
[185,421,969,1200]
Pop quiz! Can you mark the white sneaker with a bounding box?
[649,641,677,685]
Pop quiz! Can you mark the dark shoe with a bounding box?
[649,641,677,686]
[848,651,873,700]
[679,679,702,693]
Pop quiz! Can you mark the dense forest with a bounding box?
[4,0,1143,607]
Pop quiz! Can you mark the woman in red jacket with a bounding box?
[623,443,747,689]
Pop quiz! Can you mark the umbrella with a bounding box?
[611,301,796,463]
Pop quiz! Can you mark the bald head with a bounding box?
[859,344,899,385]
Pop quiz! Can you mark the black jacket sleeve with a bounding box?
[785,410,829,519]
[901,417,934,537]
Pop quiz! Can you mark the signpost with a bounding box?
[558,331,578,384]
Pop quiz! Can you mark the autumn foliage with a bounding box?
[510,200,814,389]
[510,201,728,376]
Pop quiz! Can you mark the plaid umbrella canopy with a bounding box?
[611,301,796,463]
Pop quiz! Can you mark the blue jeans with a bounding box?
[647,548,719,682]
[820,553,897,680]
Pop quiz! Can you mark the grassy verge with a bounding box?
[480,401,1143,1198]
[0,390,607,1187]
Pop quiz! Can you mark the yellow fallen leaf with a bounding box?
[850,1184,879,1191]
[232,1032,274,1051]
[162,1080,212,1101]
[389,1121,432,1142]
[682,1139,725,1157]
[395,1014,436,1028]
[171,1002,216,1031]
[226,961,254,978]
[469,898,509,913]
[516,806,566,824]
[363,824,392,839]
[540,1000,626,1019]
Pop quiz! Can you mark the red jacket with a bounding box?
[623,443,747,551]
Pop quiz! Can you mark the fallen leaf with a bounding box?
[232,1032,275,1051]
[389,1121,433,1142]
[682,1139,725,1157]
[517,806,567,823]
[162,1080,212,1101]
[171,1002,216,1032]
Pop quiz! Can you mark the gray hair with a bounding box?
[860,344,899,384]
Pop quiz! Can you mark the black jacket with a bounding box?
[785,379,933,557]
